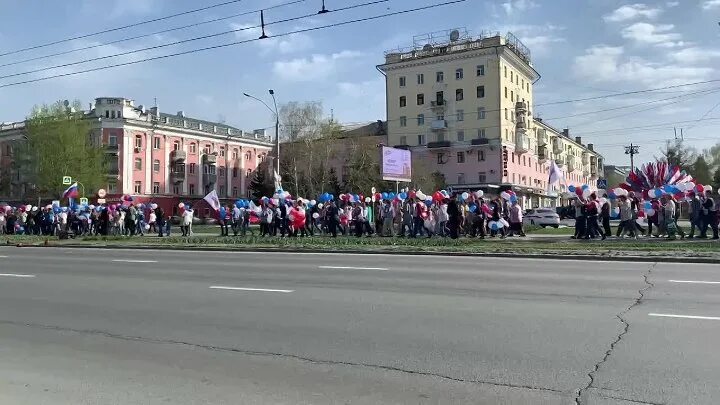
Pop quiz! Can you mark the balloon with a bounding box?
[696,184,705,193]
[510,195,518,203]
[310,200,317,206]
[489,221,500,231]
[575,187,584,197]
[408,191,416,199]
[144,224,150,231]
[500,191,510,200]
[637,210,645,218]
[178,203,185,209]
[365,197,371,203]
[647,189,656,199]
[568,185,576,193]
[646,208,655,216]
[318,203,324,209]
[469,203,477,213]
[581,184,589,190]
[582,188,592,199]
[461,192,469,201]
[441,190,449,197]
[474,190,484,198]
[425,199,432,207]
[382,192,389,200]
[644,201,652,210]
[706,185,714,192]
[417,191,426,201]
[608,192,617,200]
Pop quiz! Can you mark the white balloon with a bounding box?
[317,203,324,209]
[312,212,320,219]
[310,200,317,206]
[365,197,371,203]
[416,191,426,200]
[474,190,484,198]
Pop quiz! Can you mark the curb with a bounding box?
[11,243,720,264]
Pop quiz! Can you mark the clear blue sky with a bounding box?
[0,0,719,165]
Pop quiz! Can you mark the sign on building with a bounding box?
[62,176,72,185]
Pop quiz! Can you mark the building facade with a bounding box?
[378,29,604,208]
[0,97,273,215]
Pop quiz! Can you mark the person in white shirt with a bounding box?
[181,209,194,236]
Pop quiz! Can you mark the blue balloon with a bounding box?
[582,184,589,190]
[399,192,407,200]
[608,192,617,200]
[469,204,477,213]
[644,201,652,210]
[490,222,500,230]
[510,195,518,203]
[568,185,576,193]
[382,192,388,200]
[424,199,432,207]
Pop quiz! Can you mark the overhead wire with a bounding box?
[0,0,391,81]
[0,0,306,69]
[0,0,250,58]
[0,0,466,89]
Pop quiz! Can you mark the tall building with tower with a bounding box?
[378,29,604,207]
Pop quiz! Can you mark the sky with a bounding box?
[0,0,719,165]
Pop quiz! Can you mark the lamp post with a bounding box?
[243,90,280,176]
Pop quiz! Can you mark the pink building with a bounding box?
[0,97,273,216]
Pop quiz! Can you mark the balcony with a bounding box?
[430,100,446,111]
[565,157,576,172]
[538,146,549,162]
[552,138,564,155]
[203,154,217,164]
[171,150,187,162]
[427,140,451,149]
[431,119,448,130]
[554,155,565,167]
[105,144,119,155]
[171,164,185,183]
[107,165,119,179]
[471,138,489,146]
[393,144,410,150]
[515,133,530,153]
[203,173,218,185]
[590,165,599,179]
[581,152,590,165]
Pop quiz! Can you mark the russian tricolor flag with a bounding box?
[62,182,79,199]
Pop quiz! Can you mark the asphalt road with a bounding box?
[0,248,718,404]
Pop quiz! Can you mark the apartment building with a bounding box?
[378,29,603,208]
[0,97,273,214]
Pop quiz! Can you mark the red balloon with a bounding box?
[637,211,645,218]
[696,184,705,193]
[408,191,416,199]
[575,188,584,197]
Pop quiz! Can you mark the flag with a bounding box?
[547,160,564,195]
[203,189,221,212]
[62,182,79,199]
[273,169,282,191]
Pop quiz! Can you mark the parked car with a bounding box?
[523,208,561,228]
[556,205,575,220]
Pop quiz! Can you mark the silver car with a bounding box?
[523,208,561,228]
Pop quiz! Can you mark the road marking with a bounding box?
[318,265,389,271]
[0,255,7,258]
[209,286,294,293]
[112,259,158,263]
[0,273,35,278]
[649,313,720,321]
[669,280,720,285]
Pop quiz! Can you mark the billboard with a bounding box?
[381,146,412,182]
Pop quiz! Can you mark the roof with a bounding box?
[158,112,242,132]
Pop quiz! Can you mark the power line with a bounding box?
[0,0,252,58]
[0,0,390,81]
[0,0,306,69]
[0,0,465,89]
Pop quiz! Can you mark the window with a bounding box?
[153,137,161,149]
[512,153,515,163]
[134,158,142,170]
[477,65,485,76]
[435,91,444,105]
[399,76,406,87]
[203,144,211,154]
[457,173,465,184]
[233,167,238,178]
[511,90,514,101]
[134,181,142,194]
[510,71,514,82]
[417,114,425,125]
[118,110,122,118]
[189,143,197,154]
[455,88,464,101]
[399,116,407,127]
[522,78,525,88]
[173,184,180,195]
[135,135,142,149]
[478,172,487,183]
[437,153,445,164]
[504,65,507,77]
[457,151,465,163]
[477,107,486,120]
[219,185,225,196]
[219,167,225,177]
[111,111,116,119]
[523,156,526,166]
[246,151,252,160]
[232,148,239,159]
[219,148,225,157]
[173,142,180,151]
[457,130,465,142]
[437,133,445,142]
[505,129,509,140]
[478,150,485,161]
[108,135,117,146]
[417,73,424,84]
[189,184,195,195]
[108,182,117,193]
[203,164,210,175]
[153,159,160,172]
[259,154,265,163]
[436,71,444,82]
[477,86,485,98]
[417,93,424,105]
[399,96,406,108]
[504,87,508,98]
[455,68,463,80]
[477,128,486,139]
[152,182,160,194]
[189,163,196,174]
[417,134,426,145]
[246,169,252,178]
[505,108,508,120]
[457,109,464,121]
[105,110,110,118]
[400,135,407,145]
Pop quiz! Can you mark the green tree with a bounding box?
[658,139,696,171]
[713,167,720,191]
[248,162,274,199]
[16,100,107,200]
[326,167,341,196]
[693,155,713,186]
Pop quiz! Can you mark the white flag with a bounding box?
[273,169,282,191]
[547,160,564,194]
[203,189,221,212]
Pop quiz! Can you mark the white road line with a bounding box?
[318,265,389,271]
[0,273,35,278]
[209,286,294,293]
[111,259,158,263]
[669,280,720,285]
[649,313,720,321]
[0,255,8,258]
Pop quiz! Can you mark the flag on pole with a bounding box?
[203,189,221,212]
[273,169,282,191]
[547,160,564,195]
[62,182,79,199]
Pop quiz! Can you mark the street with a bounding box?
[0,248,719,404]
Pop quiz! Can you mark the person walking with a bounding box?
[325,201,340,237]
[507,200,526,237]
[700,190,719,239]
[600,197,611,237]
[572,197,586,239]
[447,196,461,239]
[155,206,166,237]
[381,200,395,237]
[687,192,703,238]
[616,195,635,238]
[585,194,605,240]
[181,207,193,237]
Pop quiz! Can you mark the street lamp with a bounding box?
[243,90,280,176]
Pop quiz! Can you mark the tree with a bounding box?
[692,155,712,186]
[248,161,274,199]
[658,139,696,171]
[326,167,341,196]
[713,167,720,192]
[279,101,323,142]
[16,100,107,200]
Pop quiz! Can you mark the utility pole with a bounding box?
[624,143,640,172]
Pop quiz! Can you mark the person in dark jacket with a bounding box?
[700,191,718,239]
[325,201,339,237]
[600,198,612,237]
[155,207,166,237]
[447,197,461,239]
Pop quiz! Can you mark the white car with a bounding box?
[523,208,561,228]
